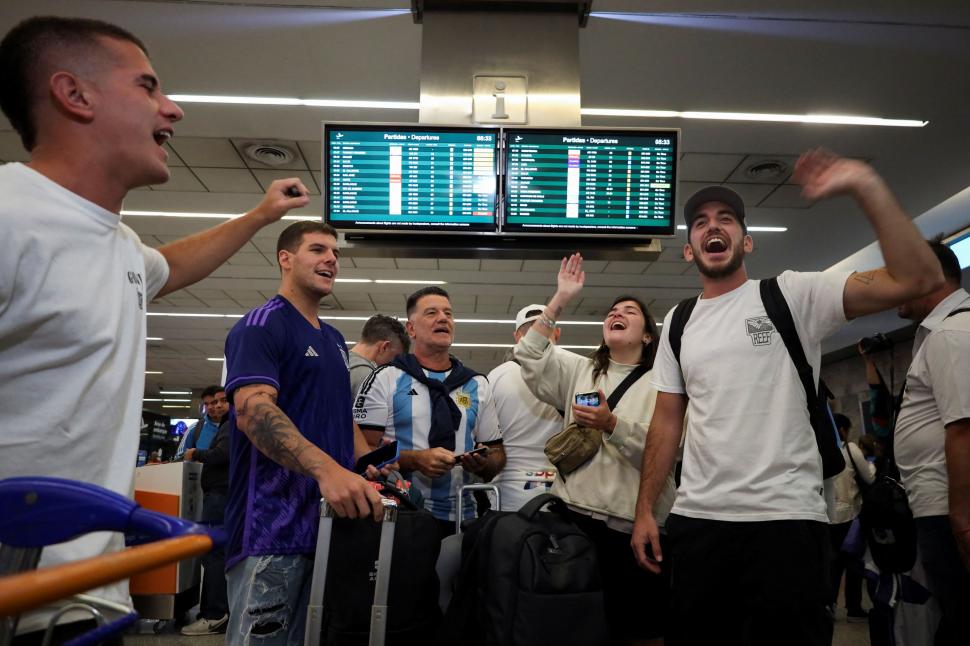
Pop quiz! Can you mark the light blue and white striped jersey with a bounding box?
[354,364,501,521]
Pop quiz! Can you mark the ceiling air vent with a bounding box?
[244,143,295,167]
[744,159,789,181]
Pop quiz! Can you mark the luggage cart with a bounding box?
[0,476,223,645]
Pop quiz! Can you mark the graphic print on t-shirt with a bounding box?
[745,316,775,346]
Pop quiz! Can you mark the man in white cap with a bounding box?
[486,305,566,511]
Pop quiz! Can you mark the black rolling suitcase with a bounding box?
[304,490,441,646]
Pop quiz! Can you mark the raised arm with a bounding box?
[631,391,687,573]
[793,149,944,320]
[533,253,585,339]
[234,383,382,519]
[156,179,310,297]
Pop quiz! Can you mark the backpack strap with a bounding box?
[668,296,700,366]
[759,277,845,478]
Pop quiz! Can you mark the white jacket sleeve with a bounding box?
[514,327,588,411]
[847,442,876,485]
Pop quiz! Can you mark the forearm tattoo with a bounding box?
[237,391,325,477]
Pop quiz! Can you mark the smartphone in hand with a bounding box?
[354,440,399,474]
[574,391,601,407]
[454,446,488,464]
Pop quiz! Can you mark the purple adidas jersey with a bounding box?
[223,295,354,569]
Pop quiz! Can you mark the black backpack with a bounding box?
[321,490,442,644]
[667,276,846,478]
[439,494,608,646]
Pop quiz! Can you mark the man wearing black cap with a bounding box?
[631,149,944,645]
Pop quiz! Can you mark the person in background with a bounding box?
[0,15,310,642]
[515,257,675,646]
[487,304,565,511]
[180,385,230,457]
[181,385,231,635]
[348,314,409,408]
[825,413,874,623]
[894,239,970,644]
[354,286,505,537]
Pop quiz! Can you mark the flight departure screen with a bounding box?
[503,129,678,236]
[325,125,498,232]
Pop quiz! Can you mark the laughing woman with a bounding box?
[514,253,676,646]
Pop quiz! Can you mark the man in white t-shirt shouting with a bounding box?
[631,149,944,646]
[487,305,564,511]
[0,16,309,640]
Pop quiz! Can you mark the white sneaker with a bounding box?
[181,614,229,635]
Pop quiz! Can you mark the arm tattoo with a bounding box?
[552,305,563,318]
[236,391,326,477]
[853,270,876,285]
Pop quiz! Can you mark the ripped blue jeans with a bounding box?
[226,555,313,645]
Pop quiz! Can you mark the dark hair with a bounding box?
[591,295,659,381]
[406,286,451,317]
[360,314,410,352]
[928,237,962,285]
[276,221,338,267]
[0,16,148,150]
[200,385,225,399]
[832,413,851,432]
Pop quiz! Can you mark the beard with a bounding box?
[691,239,745,279]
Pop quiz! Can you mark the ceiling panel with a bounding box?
[395,258,438,270]
[150,167,206,192]
[168,137,245,168]
[760,185,813,209]
[726,155,799,185]
[603,260,648,274]
[299,140,323,172]
[679,153,745,183]
[439,259,481,271]
[723,182,776,206]
[351,258,398,269]
[481,259,524,272]
[192,168,263,193]
[647,262,690,276]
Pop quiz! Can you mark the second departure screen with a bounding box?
[327,129,497,229]
[504,131,676,232]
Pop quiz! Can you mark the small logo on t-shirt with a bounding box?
[354,396,365,409]
[305,346,319,357]
[745,316,775,346]
[408,388,418,396]
[454,392,472,409]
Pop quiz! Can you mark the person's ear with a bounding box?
[743,234,754,253]
[49,71,96,122]
[406,320,416,338]
[278,249,292,271]
[683,242,695,263]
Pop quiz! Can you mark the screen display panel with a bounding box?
[502,127,679,237]
[324,123,499,233]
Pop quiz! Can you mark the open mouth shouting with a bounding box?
[704,234,728,254]
[608,319,627,332]
[315,269,335,280]
[153,128,173,147]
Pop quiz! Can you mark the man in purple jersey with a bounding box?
[223,221,384,645]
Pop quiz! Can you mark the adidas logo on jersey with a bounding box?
[305,346,319,357]
[408,388,418,396]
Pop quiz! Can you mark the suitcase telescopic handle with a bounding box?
[455,484,501,535]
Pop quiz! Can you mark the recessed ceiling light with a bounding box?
[160,390,191,395]
[145,370,163,374]
[163,405,193,409]
[375,279,447,285]
[335,278,374,283]
[168,95,421,110]
[146,337,163,341]
[122,210,319,221]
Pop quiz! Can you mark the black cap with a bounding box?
[684,186,746,232]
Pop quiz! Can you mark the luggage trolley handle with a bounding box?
[304,497,399,646]
[455,484,501,535]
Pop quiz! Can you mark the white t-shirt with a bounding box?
[895,289,970,518]
[0,163,169,630]
[353,362,501,521]
[487,359,563,511]
[652,270,849,522]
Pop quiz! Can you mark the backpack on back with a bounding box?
[666,276,845,478]
[440,494,608,646]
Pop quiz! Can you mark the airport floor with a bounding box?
[126,609,871,645]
